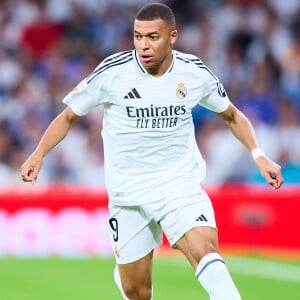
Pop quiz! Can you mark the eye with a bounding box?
[149,35,159,41]
[134,33,142,40]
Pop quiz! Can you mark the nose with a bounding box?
[140,37,149,50]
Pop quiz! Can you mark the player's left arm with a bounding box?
[218,103,284,189]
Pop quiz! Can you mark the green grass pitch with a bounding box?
[0,254,299,299]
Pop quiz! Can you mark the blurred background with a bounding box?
[0,0,300,256]
[0,1,299,299]
[0,0,299,187]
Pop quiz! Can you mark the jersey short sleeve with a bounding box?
[198,67,230,113]
[175,51,231,113]
[62,58,112,116]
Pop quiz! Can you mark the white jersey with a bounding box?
[62,50,230,206]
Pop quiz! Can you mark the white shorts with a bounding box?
[108,190,216,264]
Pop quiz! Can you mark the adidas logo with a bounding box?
[124,88,141,99]
[195,214,208,222]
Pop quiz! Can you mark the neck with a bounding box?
[148,49,173,77]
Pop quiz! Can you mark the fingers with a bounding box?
[21,167,34,183]
[21,165,39,184]
[21,153,43,184]
[268,172,284,190]
[257,157,284,190]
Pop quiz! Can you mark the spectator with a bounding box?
[0,0,299,186]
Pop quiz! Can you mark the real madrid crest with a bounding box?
[176,82,187,99]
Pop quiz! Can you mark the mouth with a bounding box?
[140,55,152,63]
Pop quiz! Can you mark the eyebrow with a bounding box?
[134,30,159,36]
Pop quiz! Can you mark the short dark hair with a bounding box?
[135,3,176,29]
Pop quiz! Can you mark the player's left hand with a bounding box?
[255,156,284,189]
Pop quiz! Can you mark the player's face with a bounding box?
[133,18,177,77]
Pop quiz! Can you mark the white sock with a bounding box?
[195,253,241,300]
[114,266,130,300]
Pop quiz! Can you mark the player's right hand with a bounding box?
[21,152,43,184]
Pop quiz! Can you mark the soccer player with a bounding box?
[21,3,284,300]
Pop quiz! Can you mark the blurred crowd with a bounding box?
[0,0,299,187]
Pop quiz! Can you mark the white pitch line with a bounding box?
[156,256,300,283]
[225,256,300,283]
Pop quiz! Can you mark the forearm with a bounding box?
[218,104,259,153]
[226,109,258,152]
[218,104,283,189]
[33,108,79,158]
[21,107,80,183]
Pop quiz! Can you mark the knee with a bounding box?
[123,283,152,300]
[199,242,219,258]
[186,237,219,262]
[177,227,219,269]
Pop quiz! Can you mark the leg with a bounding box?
[159,191,241,300]
[108,204,161,300]
[176,226,219,269]
[114,250,154,300]
[176,226,241,300]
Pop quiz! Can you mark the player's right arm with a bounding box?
[21,106,80,183]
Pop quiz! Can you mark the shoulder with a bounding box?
[97,50,134,73]
[174,50,204,67]
[86,50,134,83]
[101,50,134,65]
[174,50,220,83]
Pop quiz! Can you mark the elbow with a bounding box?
[63,107,81,125]
[224,114,235,126]
[218,104,244,126]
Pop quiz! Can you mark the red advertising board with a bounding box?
[207,184,300,255]
[0,185,299,257]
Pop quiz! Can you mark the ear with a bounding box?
[170,30,178,46]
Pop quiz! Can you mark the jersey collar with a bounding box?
[134,50,175,76]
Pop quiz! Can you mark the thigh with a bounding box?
[118,250,154,295]
[160,190,217,249]
[108,205,162,264]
